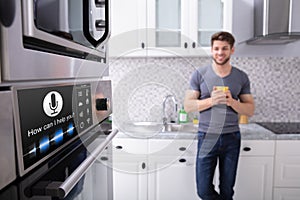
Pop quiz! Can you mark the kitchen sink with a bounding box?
[162,123,198,133]
[121,122,198,135]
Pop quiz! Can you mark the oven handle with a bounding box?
[57,128,118,199]
[82,0,110,47]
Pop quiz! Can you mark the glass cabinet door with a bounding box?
[198,0,224,47]
[155,0,181,47]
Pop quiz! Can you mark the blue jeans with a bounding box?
[196,131,241,200]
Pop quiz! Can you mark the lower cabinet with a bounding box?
[273,140,300,200]
[112,137,276,200]
[112,138,149,200]
[234,140,275,200]
[234,156,274,200]
[147,156,199,200]
[112,137,198,200]
[113,158,148,200]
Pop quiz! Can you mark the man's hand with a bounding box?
[211,87,227,106]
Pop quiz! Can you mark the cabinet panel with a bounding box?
[234,156,273,200]
[274,156,300,187]
[273,188,300,200]
[197,0,224,47]
[148,156,199,200]
[113,160,148,200]
[109,0,147,57]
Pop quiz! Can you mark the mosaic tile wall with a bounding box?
[109,56,300,124]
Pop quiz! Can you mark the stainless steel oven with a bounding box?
[0,0,110,81]
[0,0,117,199]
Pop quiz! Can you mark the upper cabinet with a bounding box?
[109,0,232,57]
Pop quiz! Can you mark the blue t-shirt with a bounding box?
[190,65,251,133]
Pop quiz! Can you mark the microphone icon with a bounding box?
[43,91,63,117]
[49,93,58,115]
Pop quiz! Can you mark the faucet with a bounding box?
[162,95,178,126]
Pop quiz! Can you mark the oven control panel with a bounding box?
[16,83,93,171]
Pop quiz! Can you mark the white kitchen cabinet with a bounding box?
[113,156,148,200]
[112,138,149,200]
[112,136,277,200]
[147,139,198,200]
[109,0,147,57]
[112,136,199,200]
[273,140,300,199]
[234,140,275,200]
[109,0,232,57]
[148,156,199,200]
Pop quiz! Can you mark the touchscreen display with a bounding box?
[17,84,93,170]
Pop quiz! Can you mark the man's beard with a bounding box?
[213,56,230,66]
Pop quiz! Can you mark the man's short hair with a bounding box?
[211,31,235,48]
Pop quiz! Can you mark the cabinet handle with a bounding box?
[192,42,196,48]
[100,156,108,161]
[179,147,186,151]
[179,158,186,163]
[95,0,105,7]
[184,42,188,48]
[141,42,145,49]
[243,147,251,152]
[141,162,146,169]
[115,145,123,149]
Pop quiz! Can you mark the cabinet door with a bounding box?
[147,0,189,56]
[273,188,300,200]
[148,156,199,200]
[112,137,149,200]
[113,155,148,200]
[234,156,273,200]
[274,140,300,187]
[109,0,147,57]
[274,156,300,187]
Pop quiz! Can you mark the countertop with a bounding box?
[115,123,300,140]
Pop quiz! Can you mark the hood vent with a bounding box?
[247,0,300,45]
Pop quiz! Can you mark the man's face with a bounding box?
[211,40,234,66]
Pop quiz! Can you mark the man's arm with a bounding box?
[226,93,255,117]
[184,90,212,113]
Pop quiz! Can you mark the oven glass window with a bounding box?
[34,0,107,48]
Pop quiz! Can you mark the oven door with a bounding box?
[24,0,110,52]
[0,123,118,200]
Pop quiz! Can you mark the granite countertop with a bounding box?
[115,123,300,140]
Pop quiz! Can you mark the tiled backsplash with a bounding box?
[109,56,300,124]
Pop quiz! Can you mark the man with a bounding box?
[184,31,255,200]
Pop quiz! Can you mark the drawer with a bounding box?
[112,138,148,155]
[276,140,300,156]
[149,139,197,157]
[240,140,275,156]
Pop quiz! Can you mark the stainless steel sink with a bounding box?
[121,122,198,134]
[162,123,198,133]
